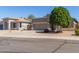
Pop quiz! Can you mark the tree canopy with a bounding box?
[28,15,35,19]
[49,7,73,28]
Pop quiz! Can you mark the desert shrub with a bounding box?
[75,29,79,35]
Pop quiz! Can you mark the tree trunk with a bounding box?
[54,25,62,33]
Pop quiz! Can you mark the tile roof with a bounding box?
[32,17,49,22]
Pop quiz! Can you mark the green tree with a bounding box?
[28,15,35,19]
[49,7,73,30]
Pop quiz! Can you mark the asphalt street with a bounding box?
[0,37,79,53]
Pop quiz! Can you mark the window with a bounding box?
[13,23,16,28]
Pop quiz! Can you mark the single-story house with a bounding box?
[2,17,32,30]
[1,17,50,31]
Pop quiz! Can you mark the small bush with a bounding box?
[75,29,79,35]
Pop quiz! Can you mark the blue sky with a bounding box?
[0,6,79,21]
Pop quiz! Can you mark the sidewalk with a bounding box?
[0,30,79,44]
[0,30,79,40]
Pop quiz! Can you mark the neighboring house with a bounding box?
[32,17,50,30]
[70,19,78,28]
[2,17,32,30]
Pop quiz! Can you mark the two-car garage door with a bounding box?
[33,23,49,30]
